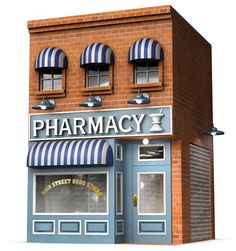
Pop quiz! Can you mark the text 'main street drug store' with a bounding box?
[27,5,223,244]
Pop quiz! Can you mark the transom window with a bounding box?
[86,65,109,87]
[39,69,62,91]
[134,61,159,84]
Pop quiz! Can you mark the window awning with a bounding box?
[128,38,163,62]
[34,47,68,70]
[80,42,114,66]
[27,139,113,167]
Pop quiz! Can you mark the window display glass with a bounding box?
[35,173,108,214]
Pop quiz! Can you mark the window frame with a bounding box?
[137,172,166,216]
[32,171,109,216]
[35,68,66,98]
[39,68,63,91]
[138,144,165,161]
[134,60,159,84]
[116,144,123,161]
[116,172,123,215]
[85,64,109,88]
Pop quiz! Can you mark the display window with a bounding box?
[33,172,108,215]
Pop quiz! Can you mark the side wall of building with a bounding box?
[172,8,214,244]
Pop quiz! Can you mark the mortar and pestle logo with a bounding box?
[149,109,164,132]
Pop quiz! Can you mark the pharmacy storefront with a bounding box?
[27,106,172,244]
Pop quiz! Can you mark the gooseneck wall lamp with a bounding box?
[206,126,224,136]
[127,92,150,105]
[195,123,224,136]
[32,98,55,110]
[79,96,102,108]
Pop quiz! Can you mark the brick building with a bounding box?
[27,5,216,244]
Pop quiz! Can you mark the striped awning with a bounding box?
[27,139,113,167]
[35,47,68,70]
[128,38,163,62]
[80,42,114,66]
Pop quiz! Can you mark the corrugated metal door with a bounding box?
[190,144,211,241]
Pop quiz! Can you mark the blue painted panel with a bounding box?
[139,221,165,234]
[86,221,108,233]
[124,139,172,244]
[34,221,54,233]
[116,221,124,234]
[60,222,80,233]
[132,139,171,166]
[29,106,172,140]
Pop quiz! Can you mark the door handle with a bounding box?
[133,193,137,207]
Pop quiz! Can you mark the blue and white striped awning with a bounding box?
[27,139,113,167]
[128,38,163,62]
[35,47,68,70]
[80,42,114,66]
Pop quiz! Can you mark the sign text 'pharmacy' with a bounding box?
[29,106,172,141]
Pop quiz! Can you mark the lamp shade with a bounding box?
[206,126,224,136]
[32,99,55,110]
[79,96,102,107]
[127,93,150,105]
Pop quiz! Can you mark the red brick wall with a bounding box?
[28,5,173,113]
[172,8,214,244]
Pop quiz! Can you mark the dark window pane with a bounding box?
[148,61,159,71]
[149,71,159,83]
[139,145,164,160]
[99,65,109,74]
[135,62,147,72]
[88,76,99,87]
[136,72,147,84]
[88,65,98,75]
[100,75,109,86]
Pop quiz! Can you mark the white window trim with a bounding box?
[116,172,123,215]
[116,220,124,235]
[33,171,109,216]
[58,220,82,235]
[85,220,109,235]
[137,220,166,235]
[137,172,166,216]
[32,220,55,235]
[138,144,165,161]
[116,143,123,161]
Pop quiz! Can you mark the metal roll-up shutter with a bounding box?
[190,144,211,241]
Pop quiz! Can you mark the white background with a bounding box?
[0,0,235,250]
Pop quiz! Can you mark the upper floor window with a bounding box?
[80,43,114,90]
[86,64,109,87]
[34,47,68,94]
[40,68,62,90]
[128,38,163,85]
[134,61,159,84]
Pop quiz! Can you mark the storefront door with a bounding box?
[124,140,172,244]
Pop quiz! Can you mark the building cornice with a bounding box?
[28,5,172,33]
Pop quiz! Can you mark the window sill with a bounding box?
[35,89,65,98]
[127,82,163,92]
[81,85,113,96]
